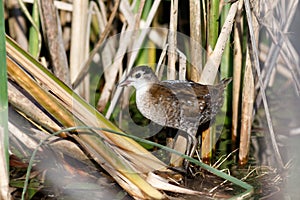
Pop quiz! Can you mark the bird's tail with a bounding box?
[220,77,232,86]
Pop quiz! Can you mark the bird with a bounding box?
[119,65,231,158]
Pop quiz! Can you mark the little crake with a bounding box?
[119,66,231,156]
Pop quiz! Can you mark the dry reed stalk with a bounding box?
[201,128,212,164]
[70,0,89,99]
[232,0,244,146]
[199,1,238,163]
[189,0,202,81]
[256,0,300,107]
[72,0,120,87]
[134,0,146,30]
[98,30,126,112]
[7,0,28,49]
[239,47,254,165]
[8,82,64,136]
[6,54,166,199]
[60,8,71,51]
[105,0,162,119]
[168,0,194,167]
[179,52,187,80]
[38,0,70,85]
[259,44,293,80]
[200,1,238,84]
[97,0,146,112]
[244,0,284,168]
[200,0,219,163]
[238,0,257,166]
[167,0,178,80]
[23,0,73,11]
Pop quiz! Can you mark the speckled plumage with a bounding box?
[119,66,231,155]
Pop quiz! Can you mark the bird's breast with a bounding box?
[135,86,172,126]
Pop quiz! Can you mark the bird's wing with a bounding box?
[152,81,211,121]
[160,80,228,124]
[161,80,209,98]
[147,83,181,127]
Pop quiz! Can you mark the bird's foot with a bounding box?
[183,135,198,169]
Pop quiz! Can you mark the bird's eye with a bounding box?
[135,73,141,78]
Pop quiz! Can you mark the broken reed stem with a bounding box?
[239,47,254,165]
[232,0,244,146]
[201,128,213,164]
[200,1,238,85]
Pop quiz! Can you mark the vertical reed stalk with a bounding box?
[239,47,254,165]
[28,0,40,58]
[38,0,70,85]
[232,0,244,147]
[220,4,232,125]
[0,1,10,199]
[167,0,178,80]
[201,128,212,163]
[70,0,89,99]
[201,0,219,164]
[208,0,219,52]
[189,0,202,82]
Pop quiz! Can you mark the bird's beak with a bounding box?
[118,78,132,87]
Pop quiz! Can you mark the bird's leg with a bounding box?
[185,127,199,157]
[175,130,197,157]
[183,129,199,169]
[170,130,199,169]
[186,134,198,158]
[180,134,198,170]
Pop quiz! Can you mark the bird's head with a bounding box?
[119,66,159,89]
